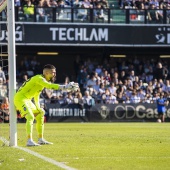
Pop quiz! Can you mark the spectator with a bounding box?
[82,90,95,106]
[50,0,58,7]
[154,62,168,81]
[86,74,96,88]
[77,66,88,90]
[137,88,146,102]
[145,66,154,83]
[81,0,91,8]
[117,92,125,103]
[74,92,84,109]
[20,74,28,83]
[150,0,159,8]
[64,92,74,104]
[73,0,81,7]
[94,72,101,81]
[166,4,170,23]
[163,80,170,94]
[95,65,102,76]
[103,70,111,82]
[82,90,95,121]
[142,93,149,103]
[130,90,140,103]
[112,72,119,84]
[0,97,9,123]
[100,0,109,8]
[125,96,131,103]
[94,3,105,22]
[152,92,158,103]
[15,0,21,6]
[101,88,110,104]
[108,82,117,96]
[41,88,54,103]
[85,58,94,73]
[0,85,8,102]
[156,3,164,23]
[146,80,154,94]
[119,70,127,82]
[23,0,34,21]
[129,70,136,82]
[147,4,159,23]
[0,66,6,84]
[98,82,106,98]
[36,0,49,22]
[126,78,133,91]
[109,93,118,104]
[50,92,61,104]
[77,4,88,21]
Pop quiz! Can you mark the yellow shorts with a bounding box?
[14,94,39,118]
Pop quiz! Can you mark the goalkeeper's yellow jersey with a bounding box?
[15,74,60,100]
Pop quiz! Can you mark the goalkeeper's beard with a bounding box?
[50,76,56,83]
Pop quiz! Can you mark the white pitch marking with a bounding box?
[0,136,77,170]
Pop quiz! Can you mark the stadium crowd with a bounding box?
[14,0,110,22]
[0,55,170,122]
[13,0,170,23]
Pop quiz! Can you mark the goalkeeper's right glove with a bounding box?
[59,82,79,91]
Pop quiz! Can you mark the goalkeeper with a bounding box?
[14,64,78,146]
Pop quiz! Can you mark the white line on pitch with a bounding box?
[0,136,77,170]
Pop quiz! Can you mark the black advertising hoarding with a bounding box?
[0,23,170,46]
[46,103,170,122]
[46,103,90,122]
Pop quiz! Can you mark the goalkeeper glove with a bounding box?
[59,82,79,91]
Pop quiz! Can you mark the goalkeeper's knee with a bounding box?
[37,108,45,117]
[35,113,44,122]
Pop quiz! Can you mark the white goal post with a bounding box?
[7,0,17,146]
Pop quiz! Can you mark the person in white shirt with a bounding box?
[64,92,74,104]
[163,80,170,94]
[0,67,6,84]
[82,90,95,121]
[82,90,94,106]
[130,91,140,103]
[86,74,96,88]
[129,70,136,82]
[108,82,117,96]
[137,89,146,102]
[95,65,102,76]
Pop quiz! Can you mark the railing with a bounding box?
[0,7,170,24]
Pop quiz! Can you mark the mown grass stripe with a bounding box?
[0,136,77,170]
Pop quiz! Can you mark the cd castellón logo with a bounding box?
[156,27,170,44]
[98,105,110,119]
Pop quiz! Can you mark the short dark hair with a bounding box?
[43,64,56,70]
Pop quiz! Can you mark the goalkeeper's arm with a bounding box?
[36,76,78,91]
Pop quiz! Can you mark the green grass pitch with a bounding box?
[0,123,170,170]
